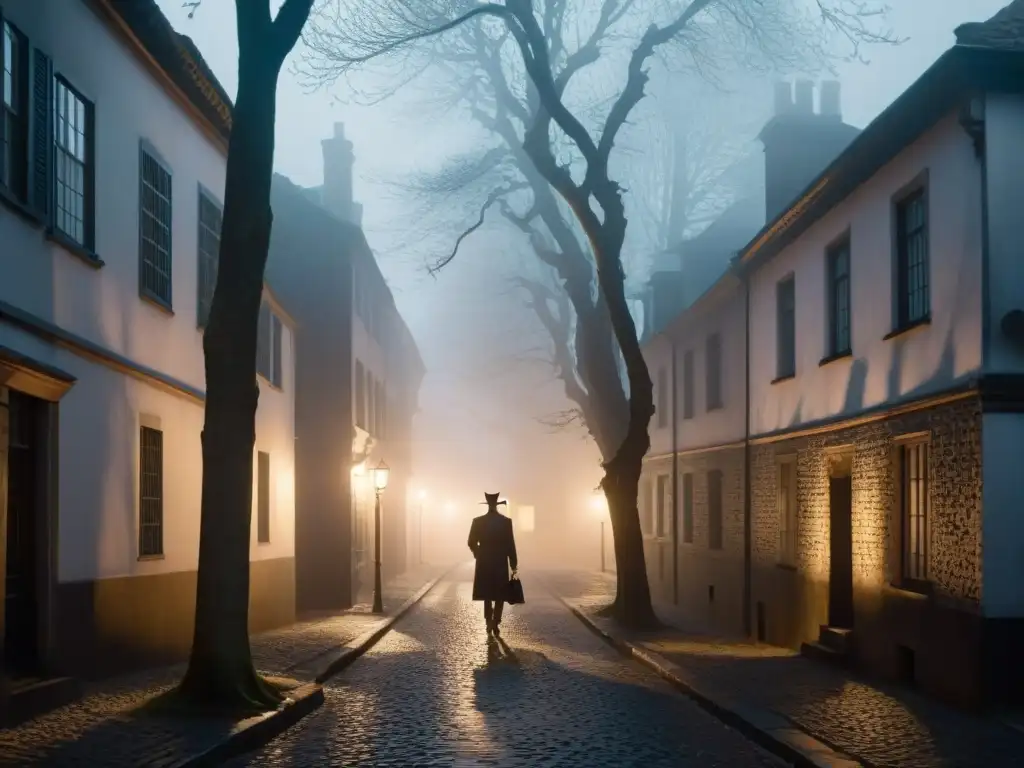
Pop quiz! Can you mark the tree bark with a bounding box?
[179,1,311,710]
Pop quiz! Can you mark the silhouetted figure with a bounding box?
[468,492,518,636]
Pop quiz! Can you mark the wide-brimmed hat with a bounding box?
[480,491,507,506]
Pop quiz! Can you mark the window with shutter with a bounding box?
[196,190,222,327]
[53,76,94,249]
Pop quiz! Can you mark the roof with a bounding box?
[737,43,1024,274]
[100,0,232,143]
[955,0,1024,50]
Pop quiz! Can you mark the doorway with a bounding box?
[828,474,854,629]
[4,390,42,678]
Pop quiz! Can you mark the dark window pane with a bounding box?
[139,150,173,304]
[139,426,164,557]
[708,469,723,550]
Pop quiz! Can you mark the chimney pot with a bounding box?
[333,121,346,139]
[773,81,793,116]
[794,80,814,113]
[820,80,841,118]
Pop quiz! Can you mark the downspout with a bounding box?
[671,336,679,605]
[742,272,753,637]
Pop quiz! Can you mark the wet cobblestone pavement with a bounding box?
[546,570,1024,768]
[231,567,784,767]
[0,566,445,767]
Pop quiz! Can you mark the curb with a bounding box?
[313,568,451,683]
[555,594,863,768]
[165,568,451,767]
[166,682,324,768]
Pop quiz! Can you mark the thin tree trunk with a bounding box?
[179,19,291,710]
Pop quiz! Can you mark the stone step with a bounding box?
[819,625,853,654]
[2,675,82,727]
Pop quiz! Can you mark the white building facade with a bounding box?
[640,22,1024,708]
[0,0,296,681]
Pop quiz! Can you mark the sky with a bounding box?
[154,0,1010,555]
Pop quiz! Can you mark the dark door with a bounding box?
[828,475,854,629]
[4,391,40,677]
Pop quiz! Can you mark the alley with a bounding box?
[231,568,785,767]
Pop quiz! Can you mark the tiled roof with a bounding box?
[955,0,1024,50]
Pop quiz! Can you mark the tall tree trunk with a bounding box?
[179,1,311,710]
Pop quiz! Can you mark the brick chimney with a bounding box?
[759,80,860,222]
[321,122,362,226]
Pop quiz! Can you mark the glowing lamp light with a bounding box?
[351,460,367,477]
[417,489,428,501]
[373,459,390,491]
[590,491,608,515]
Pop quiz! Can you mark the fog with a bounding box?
[157,0,1007,572]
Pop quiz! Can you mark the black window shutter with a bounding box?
[30,48,53,220]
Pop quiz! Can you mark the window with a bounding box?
[895,188,929,327]
[139,147,173,306]
[257,451,270,544]
[1,18,27,200]
[708,469,723,550]
[656,366,668,428]
[355,360,366,429]
[376,380,386,439]
[682,472,694,544]
[139,426,164,557]
[256,302,284,387]
[826,237,851,356]
[778,458,797,565]
[682,349,694,419]
[53,76,94,248]
[367,373,376,435]
[196,190,222,327]
[705,333,722,410]
[776,276,796,379]
[655,474,668,538]
[900,440,929,583]
[640,479,653,536]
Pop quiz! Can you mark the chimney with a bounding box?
[759,79,860,221]
[321,121,358,225]
[772,81,793,116]
[820,80,841,118]
[794,80,814,113]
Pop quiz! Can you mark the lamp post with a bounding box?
[590,492,608,572]
[372,459,390,614]
[416,489,427,565]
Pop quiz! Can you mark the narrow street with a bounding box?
[231,567,785,767]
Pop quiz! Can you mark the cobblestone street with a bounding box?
[546,570,1024,768]
[231,567,784,767]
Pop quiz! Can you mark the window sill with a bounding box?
[706,402,724,412]
[256,373,284,392]
[776,562,797,572]
[819,350,852,367]
[47,229,104,268]
[137,554,165,562]
[140,292,175,316]
[883,316,931,341]
[0,187,43,226]
[257,540,272,546]
[770,373,795,385]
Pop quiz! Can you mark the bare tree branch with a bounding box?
[427,181,528,275]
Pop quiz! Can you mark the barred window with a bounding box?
[257,451,270,544]
[682,349,694,419]
[196,191,222,327]
[655,474,669,538]
[900,441,929,582]
[139,148,173,305]
[895,189,929,326]
[53,77,93,248]
[682,472,694,544]
[827,237,851,355]
[139,426,164,558]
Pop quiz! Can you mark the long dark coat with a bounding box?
[468,511,518,601]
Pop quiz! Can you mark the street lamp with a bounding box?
[416,489,427,565]
[372,459,390,614]
[590,491,608,573]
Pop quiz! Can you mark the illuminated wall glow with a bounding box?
[517,505,535,533]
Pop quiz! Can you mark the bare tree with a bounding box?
[178,0,313,710]
[304,0,895,627]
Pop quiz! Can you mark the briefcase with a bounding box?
[506,575,525,605]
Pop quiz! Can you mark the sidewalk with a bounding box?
[0,564,448,767]
[546,570,1024,768]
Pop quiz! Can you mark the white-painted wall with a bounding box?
[747,114,983,436]
[982,92,1024,374]
[0,0,296,583]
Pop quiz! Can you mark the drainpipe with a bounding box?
[742,273,753,637]
[671,336,679,605]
